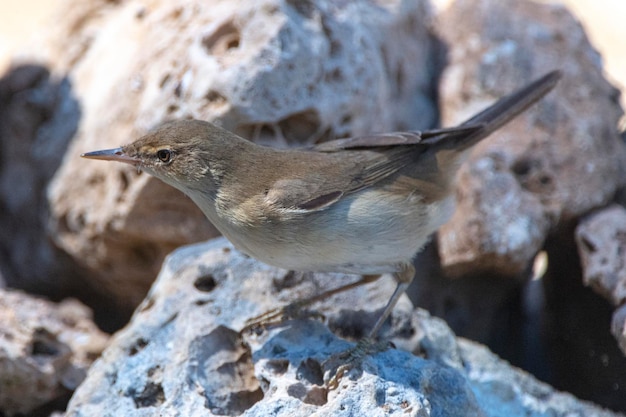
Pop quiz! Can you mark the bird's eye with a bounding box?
[157,149,171,163]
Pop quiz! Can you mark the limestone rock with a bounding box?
[0,288,109,416]
[576,204,626,306]
[576,204,626,356]
[436,0,626,277]
[66,238,624,417]
[41,0,440,308]
[407,5,626,402]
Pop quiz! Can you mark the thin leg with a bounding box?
[324,262,416,389]
[241,273,383,334]
[367,262,415,338]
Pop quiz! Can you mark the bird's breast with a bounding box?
[201,187,456,275]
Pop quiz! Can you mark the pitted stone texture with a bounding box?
[575,204,626,306]
[436,0,626,278]
[66,238,625,417]
[0,289,108,416]
[575,204,626,356]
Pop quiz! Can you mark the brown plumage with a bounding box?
[82,70,561,339]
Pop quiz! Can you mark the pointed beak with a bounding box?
[81,147,140,166]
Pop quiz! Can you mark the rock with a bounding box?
[436,0,626,277]
[65,238,624,417]
[0,64,81,297]
[575,204,626,356]
[248,322,486,417]
[41,0,440,308]
[457,338,623,417]
[3,0,624,412]
[0,288,109,416]
[541,228,626,411]
[438,154,551,278]
[407,0,626,409]
[612,305,626,356]
[575,204,626,306]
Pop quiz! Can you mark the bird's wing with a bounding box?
[264,125,484,212]
[263,146,421,213]
[265,70,562,213]
[310,125,483,151]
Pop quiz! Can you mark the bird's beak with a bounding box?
[81,147,140,166]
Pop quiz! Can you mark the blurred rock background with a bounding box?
[2,1,625,106]
[0,0,625,416]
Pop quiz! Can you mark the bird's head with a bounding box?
[82,120,240,194]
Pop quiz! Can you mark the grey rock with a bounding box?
[406,2,626,397]
[436,0,626,277]
[66,239,624,416]
[0,289,108,416]
[458,339,622,417]
[576,204,626,306]
[576,204,626,355]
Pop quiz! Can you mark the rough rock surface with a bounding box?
[2,0,625,413]
[436,0,626,277]
[404,3,626,408]
[576,204,626,355]
[41,0,440,308]
[65,238,624,417]
[576,204,626,306]
[0,288,109,416]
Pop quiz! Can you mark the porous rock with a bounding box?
[0,288,108,416]
[576,204,626,355]
[436,0,626,277]
[40,0,440,308]
[575,204,626,306]
[65,238,624,417]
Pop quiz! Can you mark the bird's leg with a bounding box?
[366,262,415,338]
[324,262,415,389]
[241,273,383,334]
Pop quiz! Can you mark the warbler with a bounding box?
[82,71,560,340]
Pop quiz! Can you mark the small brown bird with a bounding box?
[82,71,560,342]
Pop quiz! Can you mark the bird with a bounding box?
[82,70,560,348]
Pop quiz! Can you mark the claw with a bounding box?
[323,338,391,389]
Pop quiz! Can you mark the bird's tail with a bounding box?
[425,70,561,152]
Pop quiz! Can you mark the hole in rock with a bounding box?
[31,340,59,356]
[296,358,323,385]
[512,158,533,177]
[266,358,289,375]
[129,337,148,356]
[131,382,165,408]
[202,21,241,56]
[194,274,217,292]
[205,89,227,104]
[31,328,61,357]
[287,382,328,405]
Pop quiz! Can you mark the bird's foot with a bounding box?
[323,337,391,390]
[241,301,325,335]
